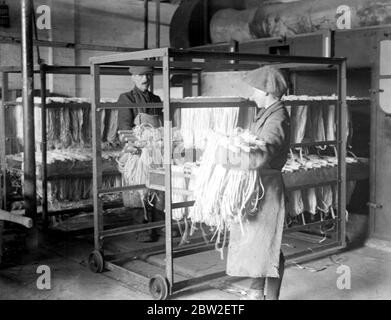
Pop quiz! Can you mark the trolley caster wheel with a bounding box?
[88,250,104,273]
[149,275,170,300]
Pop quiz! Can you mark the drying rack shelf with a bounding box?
[146,158,369,194]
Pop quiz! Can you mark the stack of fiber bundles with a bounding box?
[7,149,122,208]
[283,95,362,219]
[5,97,123,208]
[6,97,120,152]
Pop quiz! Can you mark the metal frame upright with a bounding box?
[88,47,348,299]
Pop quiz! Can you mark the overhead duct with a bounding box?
[210,0,391,43]
[170,0,247,48]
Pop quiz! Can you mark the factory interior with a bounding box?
[0,0,391,301]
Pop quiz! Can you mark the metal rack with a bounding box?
[88,47,348,299]
[0,64,140,223]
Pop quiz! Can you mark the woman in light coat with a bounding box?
[217,66,290,300]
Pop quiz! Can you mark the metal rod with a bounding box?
[0,35,143,53]
[108,234,210,263]
[173,271,228,292]
[105,261,149,284]
[0,72,8,210]
[168,48,346,65]
[155,0,160,48]
[40,66,48,228]
[21,0,37,219]
[144,0,148,49]
[0,220,3,264]
[286,180,338,192]
[337,61,348,247]
[368,47,378,238]
[101,221,166,239]
[285,243,344,264]
[91,64,103,251]
[45,199,123,217]
[89,48,344,66]
[203,0,208,44]
[97,100,255,110]
[172,242,218,259]
[98,185,145,195]
[98,59,258,71]
[90,47,168,65]
[290,140,337,149]
[172,201,194,210]
[162,53,174,293]
[98,102,162,110]
[45,66,132,76]
[283,219,338,233]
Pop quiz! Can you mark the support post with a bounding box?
[155,0,160,48]
[0,72,8,210]
[40,65,48,228]
[21,0,37,220]
[91,64,103,251]
[144,0,149,49]
[0,220,3,265]
[162,51,174,292]
[337,61,347,247]
[203,0,208,45]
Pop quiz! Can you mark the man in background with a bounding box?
[117,66,164,242]
[117,66,163,129]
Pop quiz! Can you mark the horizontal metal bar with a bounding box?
[172,242,218,259]
[90,48,169,65]
[172,100,256,109]
[285,243,344,264]
[172,201,195,210]
[286,180,338,191]
[284,219,338,234]
[104,60,259,71]
[98,185,146,195]
[45,66,131,76]
[107,235,209,263]
[97,102,162,110]
[140,238,220,261]
[168,48,346,65]
[189,29,332,51]
[98,100,256,110]
[0,65,130,76]
[284,99,370,105]
[43,199,124,217]
[290,140,337,148]
[173,271,227,292]
[265,62,336,70]
[5,101,92,108]
[0,35,142,53]
[105,261,149,284]
[46,171,120,181]
[101,220,165,239]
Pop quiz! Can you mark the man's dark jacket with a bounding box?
[117,86,163,130]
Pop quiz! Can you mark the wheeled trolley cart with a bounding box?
[88,47,348,299]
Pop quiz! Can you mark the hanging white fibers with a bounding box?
[189,130,265,232]
[180,105,239,150]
